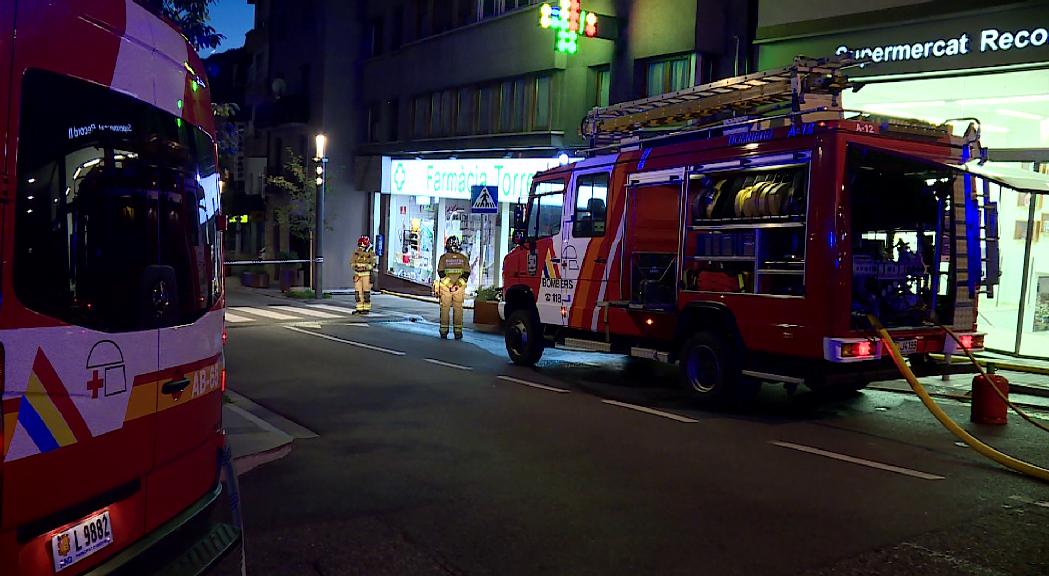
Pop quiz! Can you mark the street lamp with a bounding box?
[313,133,328,297]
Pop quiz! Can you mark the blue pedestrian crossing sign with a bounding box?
[470,185,499,214]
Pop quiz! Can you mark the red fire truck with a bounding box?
[500,57,1044,404]
[1,1,240,574]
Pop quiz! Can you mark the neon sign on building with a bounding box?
[539,1,598,55]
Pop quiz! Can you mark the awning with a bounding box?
[952,161,1049,194]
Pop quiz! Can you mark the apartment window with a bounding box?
[512,78,526,132]
[369,18,384,56]
[413,0,431,40]
[301,0,316,32]
[456,0,476,26]
[481,0,501,19]
[534,75,551,130]
[430,92,443,136]
[594,67,610,107]
[413,95,430,138]
[477,84,495,133]
[367,103,382,143]
[441,89,456,136]
[457,88,476,135]
[391,6,404,49]
[387,100,400,141]
[498,80,514,132]
[645,54,695,97]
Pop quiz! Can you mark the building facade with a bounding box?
[756,0,1049,357]
[354,0,757,294]
[238,0,760,292]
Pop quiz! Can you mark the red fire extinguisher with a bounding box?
[971,364,1009,425]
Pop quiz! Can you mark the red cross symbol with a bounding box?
[86,370,104,399]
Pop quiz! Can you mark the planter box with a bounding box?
[278,269,298,292]
[240,271,270,289]
[473,300,500,325]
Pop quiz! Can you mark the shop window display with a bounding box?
[389,195,437,284]
[443,199,496,292]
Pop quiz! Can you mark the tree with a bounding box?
[267,149,319,243]
[138,0,224,50]
[211,103,241,164]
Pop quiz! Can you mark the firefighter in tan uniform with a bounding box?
[351,235,376,314]
[435,236,470,339]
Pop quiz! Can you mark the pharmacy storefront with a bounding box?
[758,1,1049,357]
[380,157,568,294]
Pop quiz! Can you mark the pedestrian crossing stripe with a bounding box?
[226,305,358,323]
[271,305,342,319]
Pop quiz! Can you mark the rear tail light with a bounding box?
[824,337,881,363]
[222,327,228,346]
[221,368,227,393]
[841,340,874,358]
[953,332,984,352]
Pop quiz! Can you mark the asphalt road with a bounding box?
[212,301,1049,576]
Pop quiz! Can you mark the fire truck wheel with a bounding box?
[679,332,750,404]
[506,309,545,365]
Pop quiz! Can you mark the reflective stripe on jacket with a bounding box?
[352,248,376,274]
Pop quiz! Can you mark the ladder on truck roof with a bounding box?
[582,56,857,150]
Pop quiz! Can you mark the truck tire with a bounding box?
[678,331,756,405]
[505,309,544,366]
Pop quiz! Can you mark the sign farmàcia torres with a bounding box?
[387,158,574,204]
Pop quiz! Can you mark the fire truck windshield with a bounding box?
[14,69,221,333]
[846,146,956,329]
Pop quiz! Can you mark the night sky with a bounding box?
[209,0,255,54]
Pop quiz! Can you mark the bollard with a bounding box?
[971,364,1009,425]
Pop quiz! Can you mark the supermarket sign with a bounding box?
[387,157,574,204]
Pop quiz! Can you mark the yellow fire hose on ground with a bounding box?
[868,314,1049,483]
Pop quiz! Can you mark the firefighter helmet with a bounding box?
[357,235,371,249]
[445,236,462,253]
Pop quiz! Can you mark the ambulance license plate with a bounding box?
[51,510,113,572]
[897,339,917,355]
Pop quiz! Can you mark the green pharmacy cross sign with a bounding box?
[539,1,598,55]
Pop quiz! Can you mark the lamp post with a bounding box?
[313,133,328,297]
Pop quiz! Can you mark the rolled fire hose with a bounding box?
[868,314,1049,483]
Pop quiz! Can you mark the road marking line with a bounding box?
[284,326,406,356]
[304,304,356,315]
[497,375,569,394]
[341,323,371,327]
[601,400,698,423]
[271,305,342,319]
[224,312,254,323]
[770,441,945,480]
[230,306,299,321]
[425,358,473,371]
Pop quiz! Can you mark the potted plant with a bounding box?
[473,285,501,326]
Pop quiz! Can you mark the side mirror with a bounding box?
[512,203,527,229]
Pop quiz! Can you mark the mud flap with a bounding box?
[219,443,247,576]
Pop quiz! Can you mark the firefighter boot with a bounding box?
[354,273,368,314]
[439,282,453,338]
[451,282,465,339]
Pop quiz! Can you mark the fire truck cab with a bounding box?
[499,57,1040,404]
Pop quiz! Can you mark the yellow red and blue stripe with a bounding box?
[543,247,560,279]
[16,349,92,454]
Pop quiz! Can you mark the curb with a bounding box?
[379,289,476,310]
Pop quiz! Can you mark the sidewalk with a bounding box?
[223,390,318,476]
